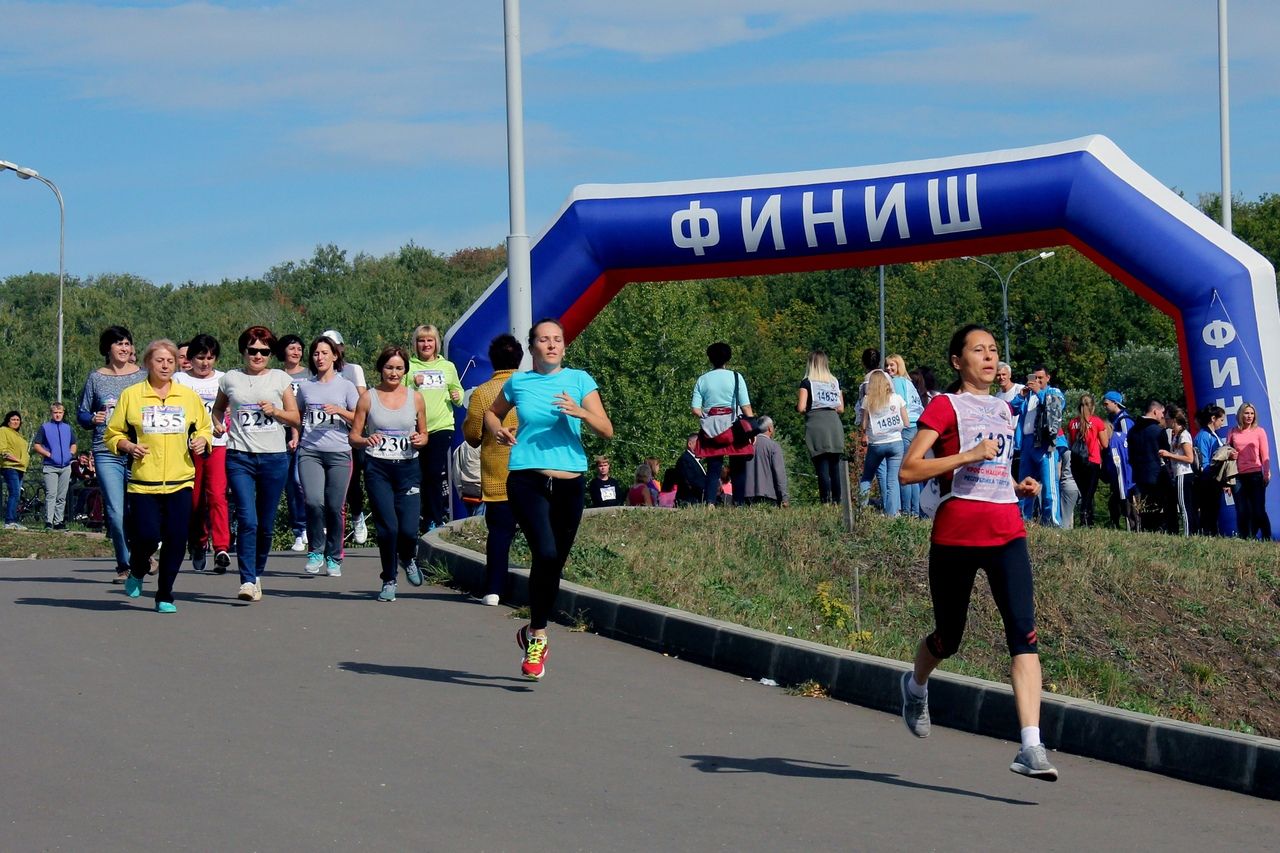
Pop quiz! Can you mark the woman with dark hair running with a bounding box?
[211,326,300,602]
[898,324,1057,781]
[350,346,428,602]
[174,333,232,573]
[77,326,147,581]
[486,319,613,680]
[105,339,212,612]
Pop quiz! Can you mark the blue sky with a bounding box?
[1,1,1277,286]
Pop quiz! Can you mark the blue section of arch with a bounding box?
[446,143,1278,534]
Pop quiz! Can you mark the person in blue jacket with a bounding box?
[1101,391,1137,530]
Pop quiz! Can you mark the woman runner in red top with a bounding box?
[898,324,1058,781]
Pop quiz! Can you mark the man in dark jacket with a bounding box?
[673,434,707,506]
[1127,399,1170,531]
[587,456,623,508]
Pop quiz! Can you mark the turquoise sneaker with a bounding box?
[304,552,324,574]
[124,575,143,598]
[403,560,423,587]
[155,601,177,614]
[325,558,342,578]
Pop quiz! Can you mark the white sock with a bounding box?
[906,674,927,699]
[1020,726,1041,749]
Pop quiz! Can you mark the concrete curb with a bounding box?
[421,521,1280,800]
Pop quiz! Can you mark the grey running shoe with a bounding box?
[377,582,396,602]
[900,672,931,738]
[1010,744,1059,781]
[403,560,423,587]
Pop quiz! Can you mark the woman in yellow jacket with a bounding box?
[0,410,30,529]
[105,340,212,613]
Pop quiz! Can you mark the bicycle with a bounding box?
[17,478,46,525]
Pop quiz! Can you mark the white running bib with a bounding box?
[945,393,1017,504]
[304,404,344,431]
[415,370,445,390]
[368,429,415,461]
[141,405,185,435]
[237,403,279,434]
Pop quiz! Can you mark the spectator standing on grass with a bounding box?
[1227,402,1272,541]
[486,319,614,680]
[673,434,707,507]
[0,411,29,530]
[78,326,147,581]
[1011,365,1065,527]
[797,350,845,504]
[1101,391,1137,530]
[463,333,523,606]
[691,342,754,506]
[627,463,656,507]
[995,362,1024,403]
[888,354,924,516]
[1128,399,1171,532]
[70,451,99,524]
[745,416,789,507]
[1193,405,1228,536]
[32,402,76,530]
[897,323,1056,781]
[1066,393,1110,527]
[587,456,623,508]
[1054,432,1079,529]
[858,369,907,516]
[1159,406,1196,536]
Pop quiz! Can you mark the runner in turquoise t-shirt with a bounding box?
[485,319,613,681]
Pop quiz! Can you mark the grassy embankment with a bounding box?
[446,506,1280,738]
[0,527,114,560]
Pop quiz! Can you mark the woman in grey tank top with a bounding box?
[349,346,427,602]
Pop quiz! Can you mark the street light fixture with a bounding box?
[0,160,66,403]
[960,251,1055,363]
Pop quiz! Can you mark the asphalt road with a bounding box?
[2,553,1276,852]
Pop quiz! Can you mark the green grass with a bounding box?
[445,505,1280,737]
[0,527,115,560]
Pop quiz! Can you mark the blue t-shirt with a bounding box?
[1194,428,1223,472]
[691,369,750,410]
[502,368,599,473]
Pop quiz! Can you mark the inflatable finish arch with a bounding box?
[446,135,1280,533]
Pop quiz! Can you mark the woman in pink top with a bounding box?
[1227,402,1271,540]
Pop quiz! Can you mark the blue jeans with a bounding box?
[860,441,902,517]
[3,468,22,524]
[899,425,920,517]
[93,451,131,570]
[226,450,290,584]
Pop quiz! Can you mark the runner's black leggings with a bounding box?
[925,538,1038,659]
[506,471,584,631]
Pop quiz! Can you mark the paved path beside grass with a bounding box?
[2,554,1277,852]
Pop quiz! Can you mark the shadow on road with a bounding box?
[339,661,533,692]
[0,575,102,585]
[14,596,139,612]
[682,755,1036,806]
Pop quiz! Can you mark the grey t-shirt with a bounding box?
[77,368,148,453]
[219,369,292,454]
[296,375,359,453]
[364,388,421,462]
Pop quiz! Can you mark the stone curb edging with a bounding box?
[421,523,1279,800]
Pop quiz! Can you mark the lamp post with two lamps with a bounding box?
[0,159,66,403]
[961,251,1055,364]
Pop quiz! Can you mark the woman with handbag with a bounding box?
[690,342,754,506]
[1066,394,1110,527]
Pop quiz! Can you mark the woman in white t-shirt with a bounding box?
[1158,405,1196,536]
[210,326,301,603]
[858,369,908,516]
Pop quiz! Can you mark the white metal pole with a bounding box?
[1217,0,1232,232]
[504,0,533,361]
[878,265,886,367]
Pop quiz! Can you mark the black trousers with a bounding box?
[419,430,452,530]
[128,488,193,604]
[364,457,421,583]
[506,471,584,631]
[484,500,516,599]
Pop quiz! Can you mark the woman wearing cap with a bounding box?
[211,326,301,602]
[406,324,463,532]
[898,324,1056,781]
[323,329,371,545]
[77,326,147,581]
[486,319,613,680]
[105,339,212,613]
[277,333,311,553]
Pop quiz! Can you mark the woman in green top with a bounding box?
[0,411,29,529]
[406,324,463,531]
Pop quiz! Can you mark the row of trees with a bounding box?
[1,194,1274,503]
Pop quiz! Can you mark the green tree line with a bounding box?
[1,195,1274,503]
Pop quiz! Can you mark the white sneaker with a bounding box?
[353,514,368,544]
[237,582,256,601]
[290,535,307,552]
[481,594,500,606]
[252,579,263,602]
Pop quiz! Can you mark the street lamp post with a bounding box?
[960,251,1055,363]
[1,160,65,403]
